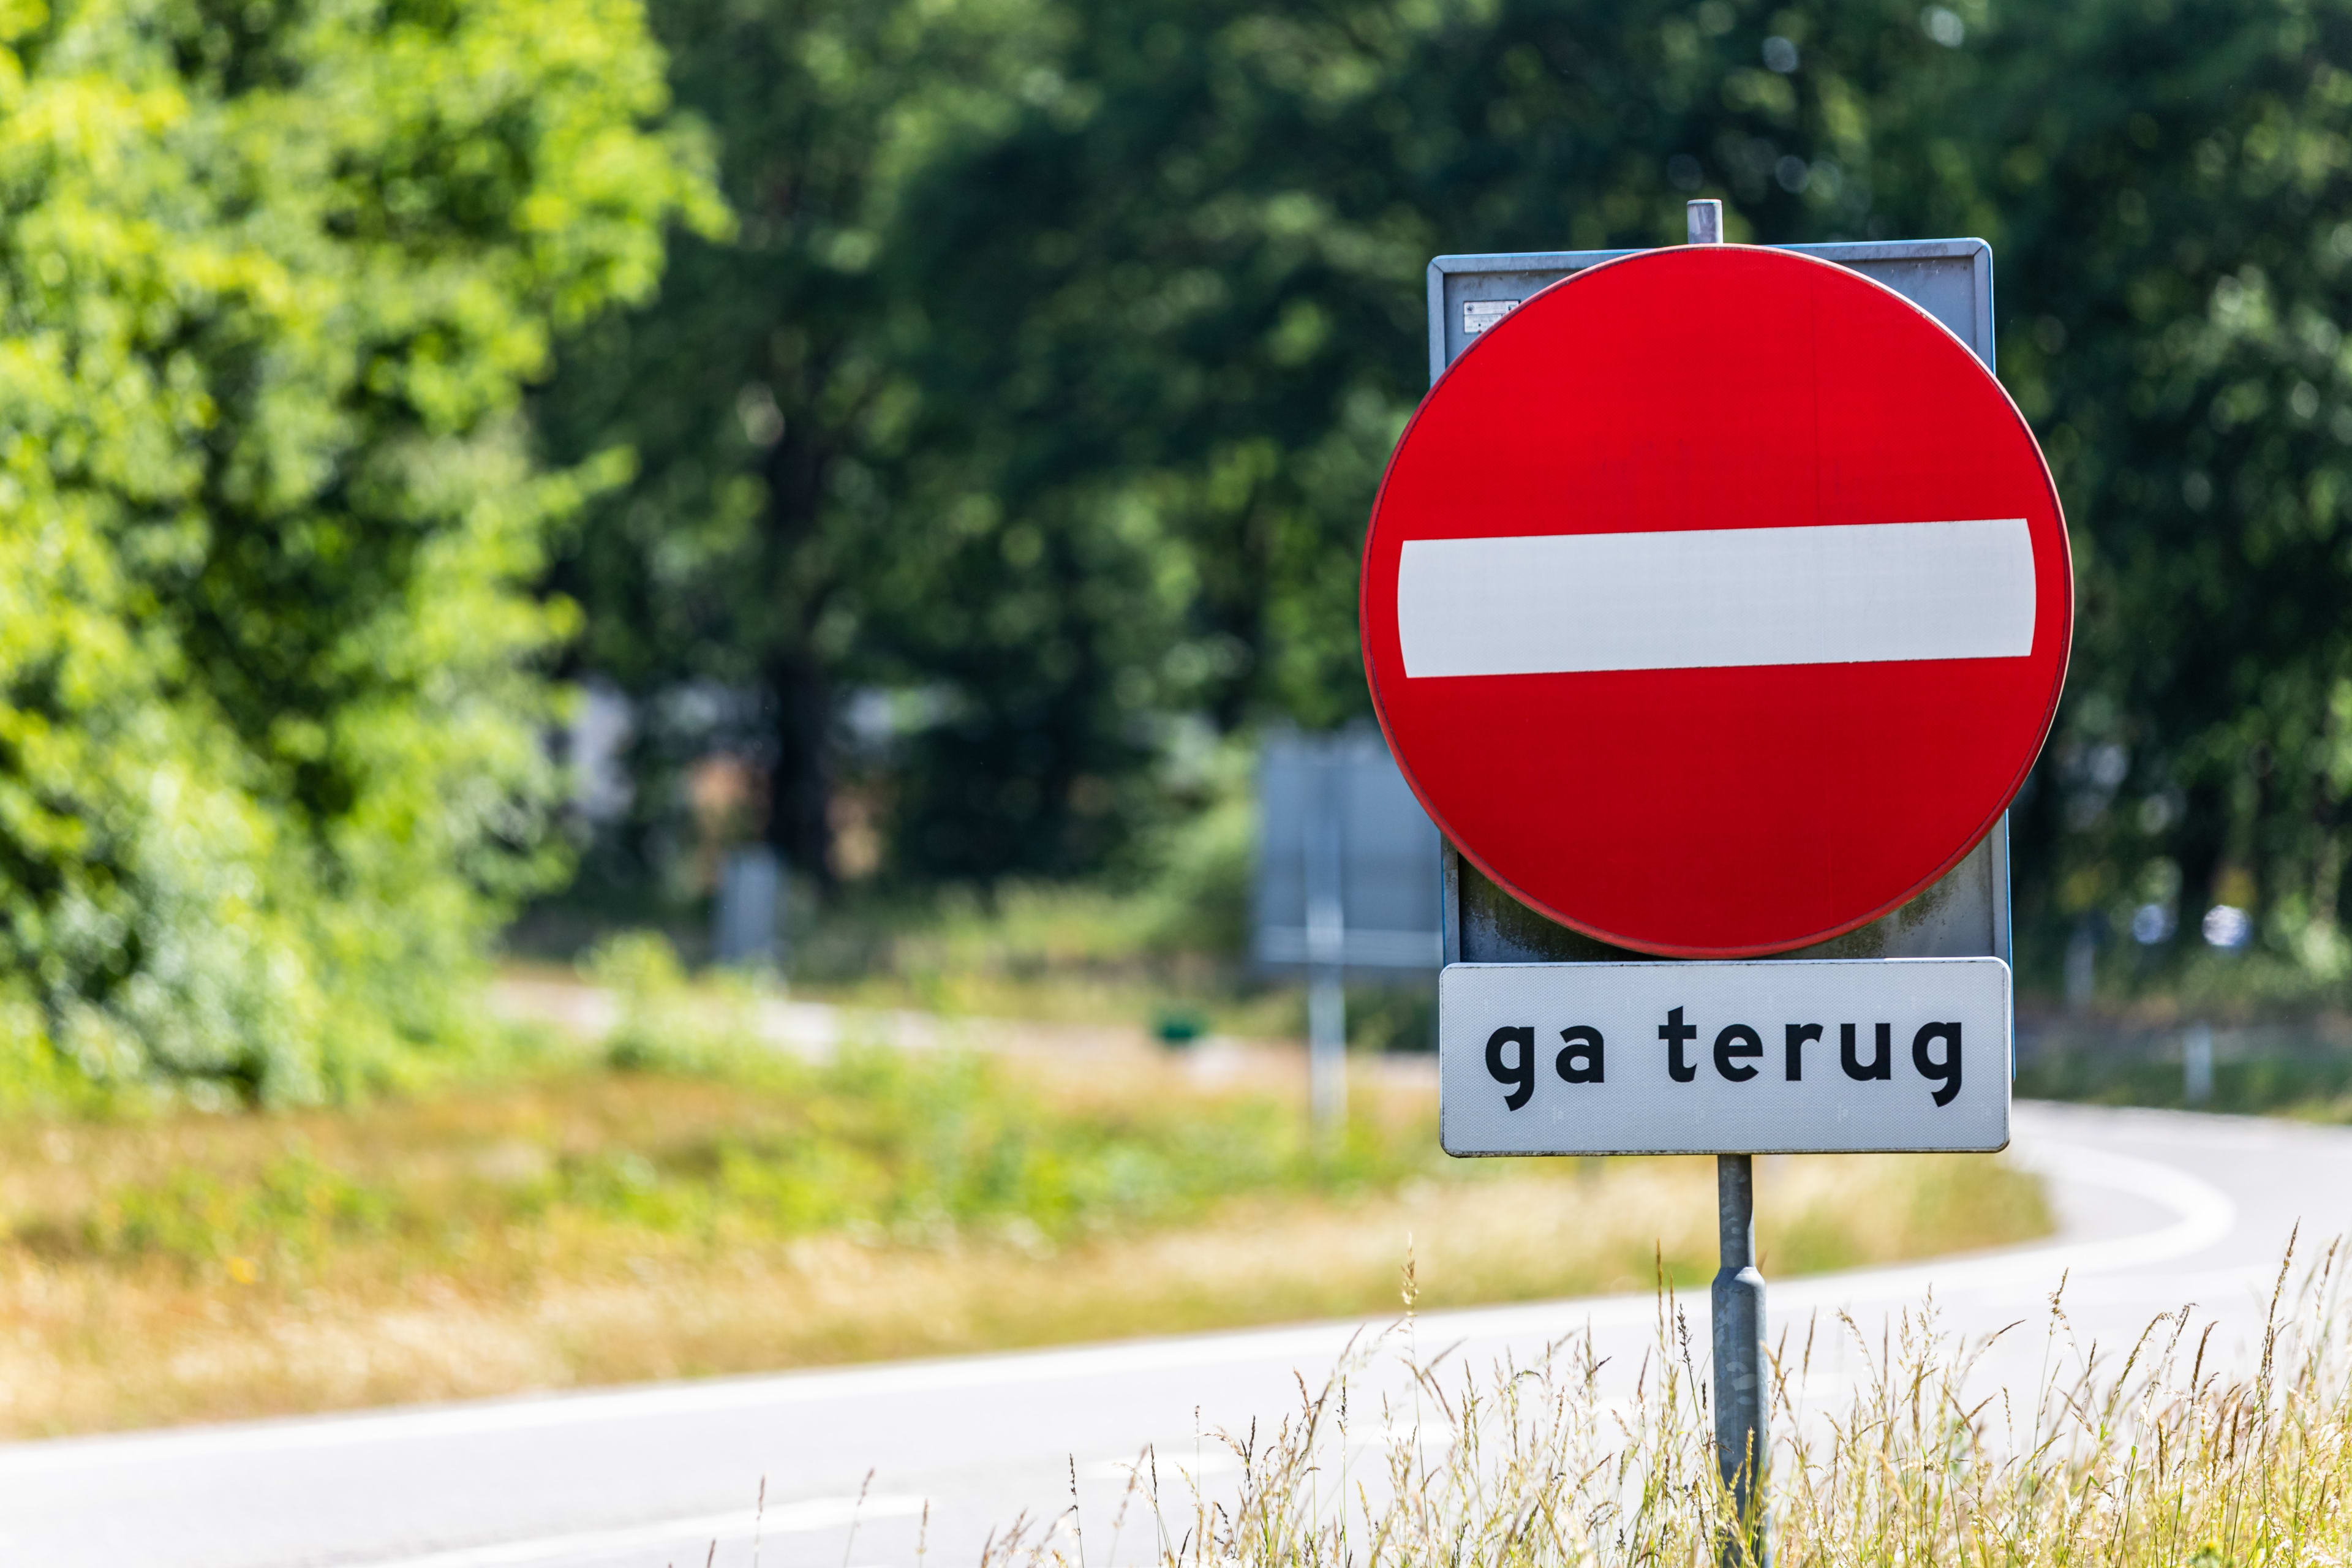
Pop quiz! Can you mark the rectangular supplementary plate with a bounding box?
[1439,957,2011,1155]
[1397,518,2034,677]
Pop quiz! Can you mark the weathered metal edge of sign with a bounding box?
[1425,238,1996,382]
[1440,834,2015,967]
[1436,955,2014,1158]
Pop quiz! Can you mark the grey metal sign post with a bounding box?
[1692,200,1765,1562]
[1419,200,2020,1568]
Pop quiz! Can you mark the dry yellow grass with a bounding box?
[0,1046,2046,1438]
[1038,1243,2352,1568]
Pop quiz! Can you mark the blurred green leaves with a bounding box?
[12,0,2352,1089]
[549,0,2352,989]
[0,0,718,1098]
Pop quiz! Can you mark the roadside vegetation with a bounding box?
[2021,1006,2352,1122]
[0,940,2046,1437]
[514,784,1439,1052]
[1019,1245,2352,1568]
[767,875,1437,1055]
[552,873,2352,1129]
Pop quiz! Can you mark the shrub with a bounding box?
[0,0,722,1099]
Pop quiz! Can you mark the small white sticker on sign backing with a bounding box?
[1462,299,1521,335]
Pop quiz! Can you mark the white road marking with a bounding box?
[344,1494,926,1568]
[1395,518,2036,677]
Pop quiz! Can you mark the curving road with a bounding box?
[0,1102,2341,1568]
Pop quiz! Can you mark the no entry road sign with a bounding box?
[1363,244,2071,959]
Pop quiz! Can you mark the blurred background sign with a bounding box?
[1253,727,1444,974]
[1254,727,1442,1129]
[712,845,784,970]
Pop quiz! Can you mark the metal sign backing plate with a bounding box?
[1423,239,2018,970]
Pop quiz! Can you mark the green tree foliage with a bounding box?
[877,0,1991,887]
[880,0,2352,979]
[553,0,2352,987]
[535,0,1099,886]
[551,0,1938,886]
[895,0,1928,728]
[1926,1,2352,981]
[0,0,720,1099]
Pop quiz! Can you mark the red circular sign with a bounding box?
[1362,246,2070,958]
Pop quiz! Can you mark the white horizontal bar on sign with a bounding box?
[1395,518,2035,677]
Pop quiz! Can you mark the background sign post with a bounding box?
[1251,729,1446,1136]
[1304,760,1348,1132]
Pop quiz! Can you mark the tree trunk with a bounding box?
[765,653,834,891]
[2177,778,2228,927]
[755,408,837,893]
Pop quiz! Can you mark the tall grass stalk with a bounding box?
[1011,1240,2352,1567]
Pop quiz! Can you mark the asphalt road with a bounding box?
[1,1101,2339,1568]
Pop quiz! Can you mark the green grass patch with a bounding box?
[0,937,2049,1435]
[2019,1009,2352,1120]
